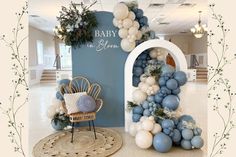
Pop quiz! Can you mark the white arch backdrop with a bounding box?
[124,39,188,132]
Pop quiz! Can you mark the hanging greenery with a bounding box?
[54,1,98,47]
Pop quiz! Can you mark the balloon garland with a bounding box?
[112,2,155,52]
[128,50,204,153]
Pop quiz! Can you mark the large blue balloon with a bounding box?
[174,71,187,86]
[166,79,178,90]
[133,67,143,77]
[162,95,180,110]
[59,79,70,86]
[161,65,175,75]
[132,114,142,122]
[153,132,173,153]
[133,106,144,114]
[76,95,96,112]
[191,136,204,149]
[56,91,64,101]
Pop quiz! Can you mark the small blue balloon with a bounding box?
[159,77,166,86]
[158,92,165,97]
[163,128,171,135]
[153,132,173,153]
[133,67,143,77]
[142,101,149,109]
[133,106,144,114]
[132,8,138,14]
[59,79,70,86]
[134,59,143,67]
[132,75,140,87]
[132,114,142,122]
[139,16,148,24]
[143,109,151,116]
[56,91,64,101]
[162,95,180,111]
[182,129,194,140]
[149,107,153,112]
[172,88,181,95]
[139,53,148,60]
[174,71,187,86]
[160,86,171,95]
[147,95,155,102]
[162,119,175,129]
[161,65,175,75]
[148,102,153,107]
[154,94,163,103]
[191,136,204,149]
[179,115,195,123]
[166,79,179,90]
[181,140,192,150]
[172,129,181,143]
[136,9,144,18]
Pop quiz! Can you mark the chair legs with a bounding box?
[91,120,97,139]
[88,121,91,131]
[71,122,75,143]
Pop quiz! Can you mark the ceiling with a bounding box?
[29,0,207,35]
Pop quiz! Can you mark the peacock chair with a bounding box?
[60,76,103,143]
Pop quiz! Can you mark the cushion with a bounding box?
[64,92,87,114]
[76,95,96,113]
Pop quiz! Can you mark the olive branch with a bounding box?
[0,2,28,157]
[208,4,236,157]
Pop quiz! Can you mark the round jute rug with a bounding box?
[33,127,122,157]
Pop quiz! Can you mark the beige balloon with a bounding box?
[113,3,129,20]
[136,31,142,40]
[149,49,158,59]
[121,38,136,52]
[118,28,128,38]
[128,11,136,20]
[133,21,140,28]
[128,26,138,35]
[123,18,133,29]
[112,18,119,27]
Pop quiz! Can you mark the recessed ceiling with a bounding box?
[29,0,207,35]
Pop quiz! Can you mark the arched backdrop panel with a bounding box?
[72,11,128,127]
[124,39,188,131]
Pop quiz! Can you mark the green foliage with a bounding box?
[55,1,98,47]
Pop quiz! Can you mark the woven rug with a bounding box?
[33,127,123,157]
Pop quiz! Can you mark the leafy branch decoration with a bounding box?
[0,2,28,157]
[208,4,236,157]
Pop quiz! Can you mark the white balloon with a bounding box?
[151,123,162,135]
[128,26,138,35]
[140,116,148,122]
[145,77,156,85]
[142,119,154,131]
[136,31,142,40]
[118,20,123,24]
[121,38,136,52]
[135,130,153,149]
[123,18,133,29]
[113,3,129,20]
[157,54,166,61]
[132,89,147,104]
[112,18,119,27]
[140,83,149,92]
[129,123,138,136]
[118,28,128,38]
[133,21,140,28]
[128,11,136,20]
[136,122,143,131]
[149,49,158,59]
[140,74,147,82]
[148,116,155,122]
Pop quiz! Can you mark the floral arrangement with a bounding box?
[54,1,98,46]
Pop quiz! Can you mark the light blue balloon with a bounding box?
[163,128,171,135]
[133,106,144,114]
[143,109,151,116]
[149,107,153,112]
[56,91,64,101]
[177,115,196,130]
[159,77,166,86]
[77,95,96,112]
[162,119,175,129]
[162,95,180,110]
[147,95,155,102]
[182,129,194,140]
[172,88,181,95]
[153,132,173,153]
[191,136,204,149]
[161,65,175,75]
[181,140,192,150]
[154,94,163,103]
[142,101,149,109]
[166,79,179,90]
[172,129,181,143]
[132,114,142,122]
[160,86,171,95]
[174,71,187,86]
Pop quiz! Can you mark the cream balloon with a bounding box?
[112,18,119,27]
[123,18,133,29]
[148,116,155,122]
[152,84,160,93]
[145,76,156,85]
[140,116,148,122]
[118,23,123,29]
[149,49,158,59]
[135,130,153,149]
[136,31,142,40]
[128,26,138,35]
[118,28,128,38]
[140,82,149,92]
[140,74,147,82]
[157,54,166,61]
[151,123,162,135]
[121,38,136,52]
[132,89,147,104]
[142,119,154,131]
[129,123,138,136]
[138,82,145,89]
[113,3,129,20]
[133,21,140,28]
[128,11,136,20]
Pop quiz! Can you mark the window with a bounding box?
[59,43,72,69]
[36,40,44,65]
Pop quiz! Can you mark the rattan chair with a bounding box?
[60,76,103,143]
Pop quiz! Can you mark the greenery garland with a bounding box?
[55,1,98,47]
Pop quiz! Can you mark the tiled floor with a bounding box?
[29,81,207,157]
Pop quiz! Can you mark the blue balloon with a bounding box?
[133,67,143,77]
[134,59,143,67]
[166,79,179,90]
[59,79,70,86]
[181,140,192,150]
[159,77,166,86]
[51,119,66,131]
[77,95,96,112]
[153,132,173,153]
[163,128,171,135]
[147,95,155,102]
[132,8,138,14]
[139,53,148,60]
[133,106,144,114]
[154,94,163,103]
[177,115,196,130]
[160,87,171,95]
[182,129,194,140]
[149,107,153,112]
[191,136,204,149]
[161,65,175,75]
[132,114,142,122]
[172,129,181,143]
[56,91,64,101]
[143,109,151,116]
[162,95,180,110]
[132,75,140,87]
[172,88,181,95]
[139,16,148,24]
[142,101,149,109]
[136,9,144,18]
[162,119,175,129]
[174,71,187,86]
[149,31,156,39]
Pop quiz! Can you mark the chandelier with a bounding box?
[190,11,207,38]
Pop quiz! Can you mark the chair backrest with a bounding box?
[69,76,90,93]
